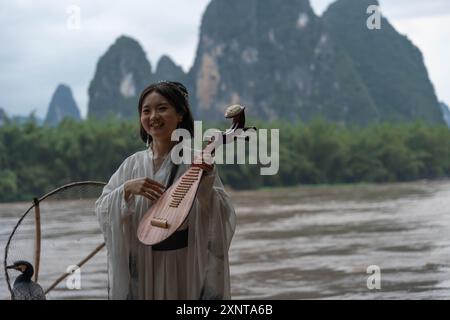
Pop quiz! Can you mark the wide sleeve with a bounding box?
[95,157,137,232]
[193,167,237,299]
[94,156,136,299]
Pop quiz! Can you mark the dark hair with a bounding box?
[138,81,194,144]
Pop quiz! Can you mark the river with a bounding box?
[1,180,449,299]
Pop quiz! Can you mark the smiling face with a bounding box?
[140,91,183,143]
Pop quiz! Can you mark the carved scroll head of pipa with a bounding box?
[225,104,245,118]
[225,104,245,130]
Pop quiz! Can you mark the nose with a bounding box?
[149,109,161,121]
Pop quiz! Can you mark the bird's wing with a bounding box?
[12,283,31,300]
[30,282,46,300]
[13,282,46,300]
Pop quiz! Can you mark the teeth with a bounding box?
[151,123,163,128]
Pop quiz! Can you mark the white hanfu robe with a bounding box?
[95,147,236,299]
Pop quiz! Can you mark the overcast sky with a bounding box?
[0,0,449,119]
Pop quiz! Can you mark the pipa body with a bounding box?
[137,166,204,245]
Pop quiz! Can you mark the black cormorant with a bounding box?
[6,260,46,300]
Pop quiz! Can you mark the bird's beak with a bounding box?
[6,265,16,270]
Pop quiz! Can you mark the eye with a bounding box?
[159,106,168,111]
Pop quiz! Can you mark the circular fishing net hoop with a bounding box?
[2,181,108,300]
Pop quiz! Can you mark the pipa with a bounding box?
[137,104,254,245]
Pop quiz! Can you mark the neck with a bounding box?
[15,273,31,283]
[151,138,177,158]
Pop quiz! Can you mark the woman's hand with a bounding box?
[192,152,214,175]
[124,177,166,201]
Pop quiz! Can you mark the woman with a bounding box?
[95,81,236,299]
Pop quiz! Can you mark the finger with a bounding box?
[194,153,213,163]
[202,154,214,164]
[145,187,163,198]
[144,178,166,190]
[193,154,205,165]
[147,190,163,201]
[146,191,160,201]
[141,191,157,201]
[198,161,213,168]
[146,184,165,194]
[194,164,213,172]
[139,191,156,201]
[145,186,165,196]
[137,185,160,199]
[143,182,165,194]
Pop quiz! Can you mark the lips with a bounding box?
[150,121,164,128]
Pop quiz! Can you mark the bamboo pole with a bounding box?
[33,198,41,283]
[44,242,105,295]
[44,214,130,295]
